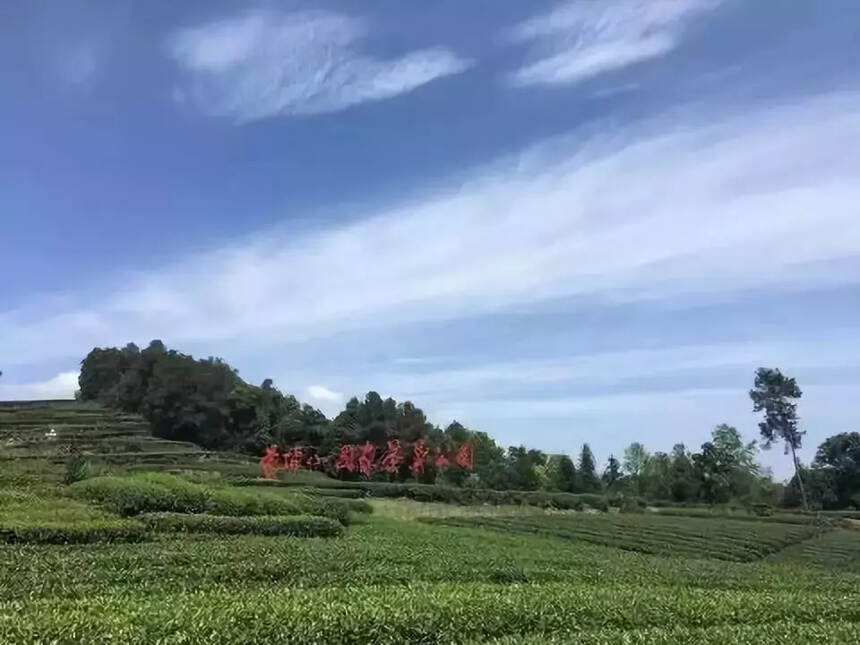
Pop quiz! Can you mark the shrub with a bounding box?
[70,473,367,523]
[206,488,358,524]
[230,478,610,511]
[0,519,146,545]
[139,513,343,537]
[619,499,645,514]
[752,504,774,517]
[64,454,96,484]
[70,476,187,516]
[132,472,211,513]
[301,487,366,499]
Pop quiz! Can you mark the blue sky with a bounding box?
[2,0,860,478]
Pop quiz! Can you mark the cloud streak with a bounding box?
[168,9,471,121]
[506,0,719,87]
[0,372,78,401]
[2,91,860,370]
[368,338,860,403]
[306,384,343,403]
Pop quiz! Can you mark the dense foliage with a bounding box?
[77,344,860,508]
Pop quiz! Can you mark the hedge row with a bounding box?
[139,513,342,537]
[3,581,860,643]
[234,478,614,511]
[69,473,370,524]
[299,487,367,499]
[0,519,146,545]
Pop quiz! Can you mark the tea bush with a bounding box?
[424,512,824,562]
[139,513,342,537]
[70,473,369,524]
[0,518,146,544]
[236,478,608,510]
[1,581,858,643]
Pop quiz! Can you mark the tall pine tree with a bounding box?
[578,444,602,492]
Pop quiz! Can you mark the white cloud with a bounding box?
[506,0,719,87]
[2,91,860,369]
[167,9,471,120]
[305,384,344,416]
[306,384,343,403]
[0,372,79,401]
[370,338,860,401]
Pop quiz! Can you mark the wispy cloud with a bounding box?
[2,91,860,369]
[506,0,720,87]
[0,371,78,401]
[305,384,344,416]
[306,384,343,403]
[167,9,471,121]
[371,339,860,402]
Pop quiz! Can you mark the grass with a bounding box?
[369,498,568,520]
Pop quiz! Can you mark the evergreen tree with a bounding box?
[602,455,622,487]
[553,455,577,493]
[750,368,806,509]
[577,444,602,492]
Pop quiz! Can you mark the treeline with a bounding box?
[78,342,860,510]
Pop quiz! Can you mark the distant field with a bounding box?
[1,402,859,643]
[768,527,860,572]
[423,513,829,562]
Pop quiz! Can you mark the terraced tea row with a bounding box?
[0,402,256,473]
[2,580,858,643]
[423,513,826,562]
[768,528,860,572]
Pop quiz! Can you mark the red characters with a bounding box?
[411,439,429,475]
[380,440,404,474]
[455,443,474,470]
[260,445,280,479]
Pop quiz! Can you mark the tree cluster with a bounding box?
[76,344,860,507]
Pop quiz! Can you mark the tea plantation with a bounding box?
[1,402,859,643]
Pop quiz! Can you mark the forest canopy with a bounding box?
[77,341,860,509]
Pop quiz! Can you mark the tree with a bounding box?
[602,455,622,488]
[669,444,698,502]
[507,446,542,491]
[577,444,601,492]
[548,454,577,493]
[693,441,733,504]
[642,452,672,501]
[750,368,807,509]
[711,424,760,500]
[623,442,650,477]
[814,432,860,509]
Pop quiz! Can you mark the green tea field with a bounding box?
[1,403,859,643]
